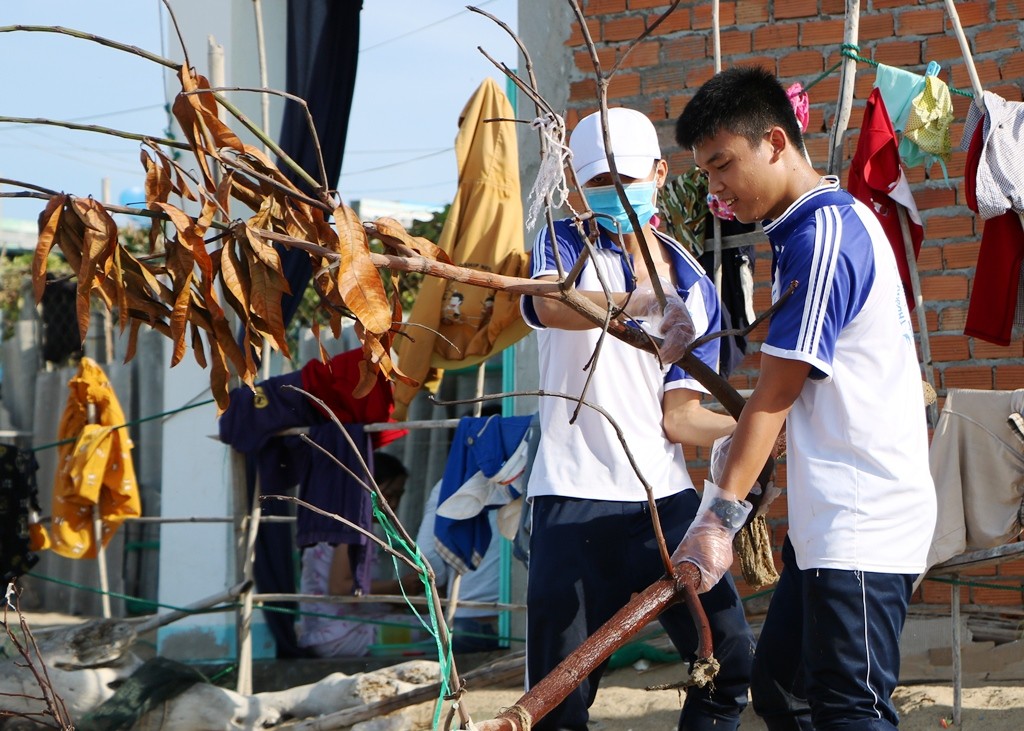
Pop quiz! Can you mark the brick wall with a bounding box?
[565,1,1024,607]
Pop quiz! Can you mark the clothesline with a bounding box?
[803,43,975,100]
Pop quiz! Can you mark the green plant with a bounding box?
[658,166,709,257]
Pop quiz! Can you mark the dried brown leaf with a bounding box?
[33,195,67,302]
[370,217,453,264]
[334,205,391,335]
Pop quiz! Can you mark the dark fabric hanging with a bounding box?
[276,0,363,327]
[251,0,363,656]
[0,444,42,585]
[699,217,757,378]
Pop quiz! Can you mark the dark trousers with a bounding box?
[752,537,914,731]
[526,491,754,731]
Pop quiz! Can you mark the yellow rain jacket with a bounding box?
[393,77,531,419]
[50,357,141,558]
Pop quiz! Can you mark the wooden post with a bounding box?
[828,1,861,176]
[87,402,112,619]
[951,575,962,726]
[232,449,257,696]
[897,205,939,425]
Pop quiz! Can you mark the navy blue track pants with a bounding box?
[526,490,754,731]
[752,537,915,731]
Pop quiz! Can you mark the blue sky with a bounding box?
[1,0,518,223]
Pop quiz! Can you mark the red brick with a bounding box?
[821,0,845,14]
[575,47,616,72]
[754,24,798,51]
[942,365,993,389]
[924,215,974,240]
[962,564,999,578]
[775,0,818,19]
[567,18,601,47]
[921,274,968,301]
[995,0,1024,21]
[873,0,919,7]
[995,365,1024,390]
[800,19,845,48]
[916,246,943,271]
[975,25,1021,53]
[897,9,945,36]
[618,40,661,68]
[914,309,940,336]
[655,7,692,34]
[779,50,824,78]
[954,1,991,26]
[940,306,968,331]
[692,2,736,30]
[569,79,598,103]
[875,40,923,67]
[589,0,628,12]
[665,35,708,62]
[643,65,685,94]
[608,72,642,99]
[973,339,1024,359]
[736,0,768,24]
[1001,53,1024,82]
[603,15,646,42]
[860,14,896,42]
[915,186,957,211]
[995,555,1024,576]
[920,578,956,605]
[930,335,970,362]
[970,585,1024,606]
[630,0,671,7]
[942,242,981,270]
[741,56,780,76]
[926,35,966,61]
[721,29,753,56]
[685,64,716,88]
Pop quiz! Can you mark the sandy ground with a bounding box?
[445,660,1024,730]
[15,612,1024,729]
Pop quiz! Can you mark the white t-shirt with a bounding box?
[521,220,720,502]
[762,180,937,574]
[415,480,501,618]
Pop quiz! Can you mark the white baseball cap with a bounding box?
[569,107,661,185]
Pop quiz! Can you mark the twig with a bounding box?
[0,117,188,151]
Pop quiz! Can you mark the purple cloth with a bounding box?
[295,423,374,595]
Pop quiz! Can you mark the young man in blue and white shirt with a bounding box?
[521,107,754,731]
[673,67,937,731]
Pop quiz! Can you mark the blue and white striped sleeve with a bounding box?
[665,275,720,393]
[762,206,861,381]
[521,220,583,328]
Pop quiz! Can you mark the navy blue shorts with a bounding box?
[526,491,754,731]
[752,537,915,731]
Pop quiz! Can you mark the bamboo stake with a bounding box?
[827,1,861,176]
[897,205,939,426]
[942,0,1024,252]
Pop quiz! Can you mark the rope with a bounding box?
[802,43,975,99]
[524,112,576,232]
[31,396,216,452]
[926,575,1024,593]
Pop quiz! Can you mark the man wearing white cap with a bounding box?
[520,107,754,731]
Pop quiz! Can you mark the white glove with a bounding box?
[626,278,695,364]
[671,480,753,593]
[709,435,782,519]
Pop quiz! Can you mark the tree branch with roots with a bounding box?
[2,2,781,729]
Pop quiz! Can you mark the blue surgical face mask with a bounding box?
[583,181,659,234]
